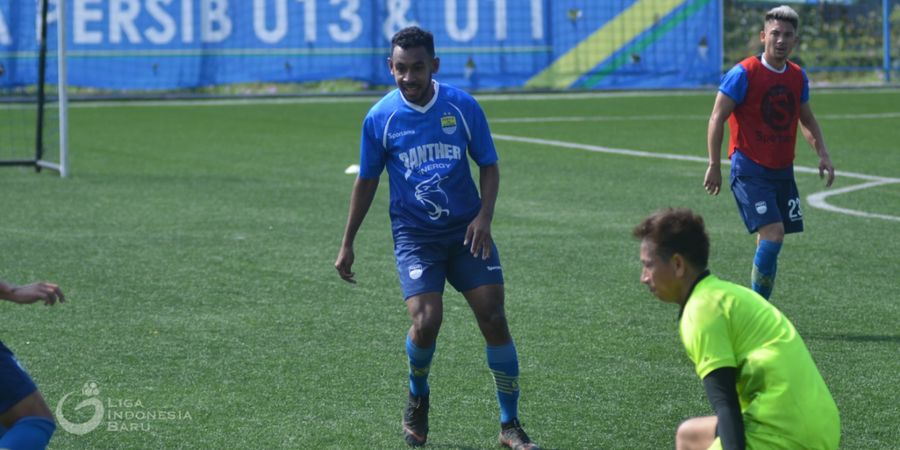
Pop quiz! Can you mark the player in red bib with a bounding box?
[704,5,835,300]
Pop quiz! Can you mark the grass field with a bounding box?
[1,88,898,449]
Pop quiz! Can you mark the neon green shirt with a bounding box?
[680,274,840,449]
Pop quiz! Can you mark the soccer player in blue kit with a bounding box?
[1,279,65,450]
[335,27,538,449]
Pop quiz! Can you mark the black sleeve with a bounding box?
[703,367,745,450]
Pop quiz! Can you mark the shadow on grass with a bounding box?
[808,333,900,343]
[424,446,481,450]
[427,446,560,450]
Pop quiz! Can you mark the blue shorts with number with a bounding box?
[730,150,804,234]
[0,341,38,414]
[394,233,504,300]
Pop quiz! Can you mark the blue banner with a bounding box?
[0,0,721,91]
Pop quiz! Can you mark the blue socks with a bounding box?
[406,334,435,397]
[752,239,782,300]
[486,342,520,424]
[0,416,55,450]
[406,336,521,424]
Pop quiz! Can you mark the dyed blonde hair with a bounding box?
[765,5,799,31]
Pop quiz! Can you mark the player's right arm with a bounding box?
[0,280,65,305]
[335,176,380,283]
[705,92,737,196]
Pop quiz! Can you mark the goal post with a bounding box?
[0,0,69,177]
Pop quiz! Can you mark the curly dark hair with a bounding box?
[633,208,709,270]
[391,26,435,57]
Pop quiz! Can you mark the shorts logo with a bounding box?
[408,264,424,280]
[486,265,502,272]
[755,201,768,215]
[440,114,457,135]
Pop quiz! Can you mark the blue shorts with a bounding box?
[0,341,38,414]
[730,174,804,234]
[394,235,504,300]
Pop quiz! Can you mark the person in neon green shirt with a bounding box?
[633,208,840,450]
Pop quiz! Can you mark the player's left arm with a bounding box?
[703,367,745,450]
[465,163,498,260]
[799,102,835,187]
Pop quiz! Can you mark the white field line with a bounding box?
[806,180,900,222]
[4,90,710,110]
[493,133,900,222]
[4,86,897,109]
[492,112,900,123]
[69,96,379,109]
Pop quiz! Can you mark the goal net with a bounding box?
[0,0,68,177]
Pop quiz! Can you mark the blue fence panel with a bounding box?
[0,0,723,91]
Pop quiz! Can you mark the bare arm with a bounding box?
[335,176,380,283]
[705,92,737,196]
[465,163,499,259]
[0,280,65,306]
[799,102,835,187]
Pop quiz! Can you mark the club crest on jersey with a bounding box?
[440,114,457,135]
[415,173,451,220]
[755,201,768,215]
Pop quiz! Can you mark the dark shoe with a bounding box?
[402,393,429,447]
[499,418,539,450]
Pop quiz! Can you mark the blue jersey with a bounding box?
[358,81,498,242]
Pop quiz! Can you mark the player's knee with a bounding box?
[675,419,711,450]
[478,310,508,332]
[411,316,441,343]
[1,391,54,429]
[758,222,785,242]
[33,392,53,417]
[675,421,693,450]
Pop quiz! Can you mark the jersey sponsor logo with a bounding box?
[408,264,424,280]
[753,129,793,144]
[755,201,768,215]
[760,84,795,131]
[388,129,416,140]
[415,174,451,220]
[399,142,463,179]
